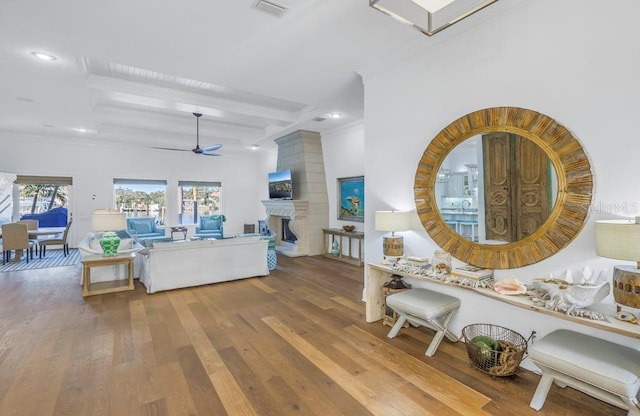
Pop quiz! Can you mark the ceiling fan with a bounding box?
[153,113,223,156]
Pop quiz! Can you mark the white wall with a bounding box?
[0,134,267,246]
[362,0,640,365]
[322,121,365,231]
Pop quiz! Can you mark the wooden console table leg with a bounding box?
[127,258,134,290]
[82,264,91,297]
[365,265,389,322]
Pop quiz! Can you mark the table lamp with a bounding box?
[92,209,126,256]
[595,217,640,311]
[375,210,411,265]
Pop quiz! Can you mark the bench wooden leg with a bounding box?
[388,308,459,357]
[622,399,640,416]
[387,313,408,339]
[530,373,554,411]
[424,308,459,357]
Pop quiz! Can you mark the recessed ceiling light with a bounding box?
[31,51,57,61]
[327,112,344,119]
[250,144,260,150]
[73,127,89,133]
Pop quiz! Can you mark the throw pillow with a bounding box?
[202,218,220,230]
[89,233,103,251]
[133,221,152,234]
[118,238,133,250]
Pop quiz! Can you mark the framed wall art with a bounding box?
[338,176,364,222]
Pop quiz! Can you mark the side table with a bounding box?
[170,226,188,240]
[82,253,135,297]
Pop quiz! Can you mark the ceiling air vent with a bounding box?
[253,0,288,17]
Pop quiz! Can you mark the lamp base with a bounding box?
[612,265,640,310]
[99,232,120,256]
[383,236,404,258]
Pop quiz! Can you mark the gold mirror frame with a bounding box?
[414,107,593,269]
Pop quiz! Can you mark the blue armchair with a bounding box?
[194,215,225,239]
[126,217,168,245]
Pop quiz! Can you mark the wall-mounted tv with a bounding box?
[268,169,293,200]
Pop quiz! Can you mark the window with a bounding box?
[13,175,72,226]
[114,179,167,225]
[178,181,221,225]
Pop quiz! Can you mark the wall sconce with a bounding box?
[369,0,499,37]
[375,210,412,264]
[595,217,640,312]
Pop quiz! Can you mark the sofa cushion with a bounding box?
[133,221,153,234]
[89,234,103,251]
[201,218,221,230]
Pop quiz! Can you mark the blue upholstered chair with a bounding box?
[194,215,225,239]
[126,217,168,246]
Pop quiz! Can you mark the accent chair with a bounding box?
[39,220,72,258]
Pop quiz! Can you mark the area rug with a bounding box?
[0,249,81,272]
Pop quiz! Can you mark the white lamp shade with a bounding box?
[375,211,412,232]
[595,218,640,261]
[92,210,126,232]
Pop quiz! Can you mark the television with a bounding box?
[268,169,293,200]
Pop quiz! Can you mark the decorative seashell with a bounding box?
[595,268,608,285]
[564,269,573,284]
[581,266,595,285]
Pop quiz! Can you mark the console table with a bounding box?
[366,263,640,339]
[322,228,364,266]
[82,253,135,297]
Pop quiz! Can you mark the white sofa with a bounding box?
[78,232,144,283]
[139,236,269,293]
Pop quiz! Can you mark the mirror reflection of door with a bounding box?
[483,133,551,242]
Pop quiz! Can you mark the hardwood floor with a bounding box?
[0,255,625,415]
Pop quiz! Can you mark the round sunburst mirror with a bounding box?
[414,107,593,269]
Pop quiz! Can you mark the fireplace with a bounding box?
[262,130,329,257]
[262,199,317,257]
[282,218,298,243]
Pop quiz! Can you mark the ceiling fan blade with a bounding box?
[201,151,222,156]
[202,143,223,152]
[151,146,190,152]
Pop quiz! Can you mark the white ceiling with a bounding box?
[0,0,495,155]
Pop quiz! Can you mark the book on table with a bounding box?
[451,265,494,280]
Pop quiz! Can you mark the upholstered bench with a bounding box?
[386,288,461,357]
[529,329,640,415]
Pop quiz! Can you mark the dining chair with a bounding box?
[2,222,35,265]
[17,219,40,256]
[38,219,72,258]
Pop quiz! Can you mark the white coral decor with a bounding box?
[534,279,610,314]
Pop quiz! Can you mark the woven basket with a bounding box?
[462,324,530,377]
